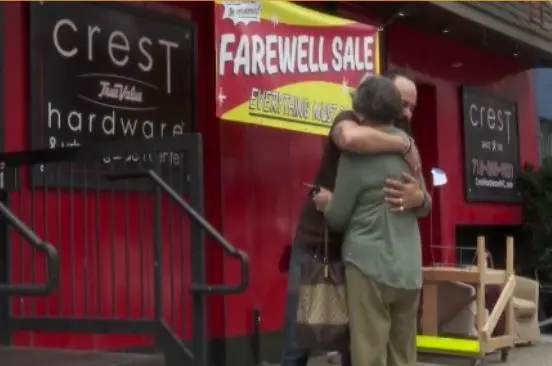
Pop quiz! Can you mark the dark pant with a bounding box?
[281,246,351,366]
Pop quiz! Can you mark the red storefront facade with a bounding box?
[220,4,539,360]
[0,2,545,366]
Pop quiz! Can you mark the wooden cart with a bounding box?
[417,236,515,366]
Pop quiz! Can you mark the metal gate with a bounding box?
[0,135,249,366]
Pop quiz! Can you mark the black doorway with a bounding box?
[0,194,9,344]
[409,83,439,265]
[0,2,7,345]
[455,224,526,271]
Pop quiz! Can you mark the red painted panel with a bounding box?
[220,15,538,338]
[221,122,323,336]
[387,24,538,260]
[179,2,226,340]
[5,0,539,349]
[10,192,191,350]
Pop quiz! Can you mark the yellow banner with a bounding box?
[215,1,380,135]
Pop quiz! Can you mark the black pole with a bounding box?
[0,191,10,345]
[379,22,389,74]
[153,158,163,323]
[153,157,164,356]
[190,141,208,366]
[252,307,270,366]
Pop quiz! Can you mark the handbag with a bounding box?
[295,226,349,351]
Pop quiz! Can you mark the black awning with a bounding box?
[346,1,552,68]
[429,2,552,67]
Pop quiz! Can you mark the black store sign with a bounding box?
[29,2,196,188]
[461,87,521,203]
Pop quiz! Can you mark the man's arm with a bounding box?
[332,120,409,154]
[414,174,432,218]
[324,154,361,232]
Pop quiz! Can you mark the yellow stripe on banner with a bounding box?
[374,35,380,75]
[215,0,356,27]
[224,117,330,136]
[416,335,481,355]
[221,80,354,136]
[259,1,355,27]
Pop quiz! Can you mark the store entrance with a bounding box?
[409,83,439,266]
[0,191,8,345]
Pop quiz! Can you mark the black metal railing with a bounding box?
[0,200,59,296]
[108,169,250,295]
[0,135,250,366]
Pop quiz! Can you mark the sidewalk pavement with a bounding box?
[303,337,552,365]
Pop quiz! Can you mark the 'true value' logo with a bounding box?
[98,81,144,104]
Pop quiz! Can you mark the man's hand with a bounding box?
[404,137,421,176]
[383,172,424,212]
[312,187,333,212]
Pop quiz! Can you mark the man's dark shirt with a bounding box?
[293,110,360,260]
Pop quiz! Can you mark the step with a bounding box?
[0,347,164,366]
[316,352,471,365]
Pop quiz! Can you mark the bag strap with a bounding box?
[324,225,329,259]
[324,225,329,279]
[314,217,329,259]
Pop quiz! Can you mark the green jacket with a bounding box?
[324,127,431,290]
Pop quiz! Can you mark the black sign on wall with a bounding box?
[29,2,197,188]
[461,87,521,203]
